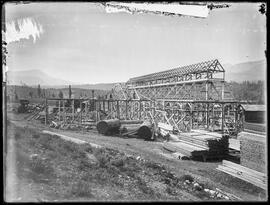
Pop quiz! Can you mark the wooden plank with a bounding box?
[193,135,217,140]
[169,133,181,142]
[222,160,266,179]
[158,122,173,131]
[218,165,266,183]
[160,129,169,136]
[185,132,203,136]
[191,129,223,138]
[164,141,207,152]
[229,139,240,151]
[177,139,209,150]
[217,166,267,190]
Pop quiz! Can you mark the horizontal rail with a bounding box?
[128,78,224,89]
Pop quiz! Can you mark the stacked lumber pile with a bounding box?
[238,131,266,173]
[217,160,267,190]
[163,129,229,161]
[163,141,208,159]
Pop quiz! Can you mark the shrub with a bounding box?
[166,186,177,196]
[70,180,93,197]
[30,156,54,176]
[136,176,154,195]
[111,158,125,167]
[32,134,40,139]
[14,133,21,140]
[179,174,194,183]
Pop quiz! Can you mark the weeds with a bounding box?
[14,133,21,140]
[179,174,194,183]
[69,180,93,197]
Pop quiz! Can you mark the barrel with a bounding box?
[137,121,153,140]
[97,119,121,135]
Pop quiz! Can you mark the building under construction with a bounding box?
[41,59,244,136]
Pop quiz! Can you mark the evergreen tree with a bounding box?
[37,84,41,98]
[58,91,63,99]
[69,85,72,98]
[29,91,33,98]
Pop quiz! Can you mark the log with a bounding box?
[137,121,153,140]
[120,120,143,124]
[96,119,121,135]
[172,152,190,160]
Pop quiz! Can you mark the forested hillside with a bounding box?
[6,81,266,104]
[230,80,265,104]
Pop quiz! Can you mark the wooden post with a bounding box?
[80,100,82,125]
[63,100,66,123]
[117,100,120,119]
[45,98,48,125]
[72,99,74,121]
[58,100,61,121]
[139,100,142,120]
[190,103,193,130]
[222,72,225,100]
[125,100,128,120]
[206,103,209,130]
[205,82,208,100]
[221,103,225,133]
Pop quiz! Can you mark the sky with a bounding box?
[4,2,266,84]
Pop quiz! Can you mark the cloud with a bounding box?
[4,17,44,44]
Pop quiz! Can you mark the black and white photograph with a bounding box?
[2,1,267,202]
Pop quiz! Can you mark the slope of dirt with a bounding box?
[5,113,267,201]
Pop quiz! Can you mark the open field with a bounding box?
[4,111,267,202]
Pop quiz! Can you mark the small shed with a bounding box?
[241,104,266,124]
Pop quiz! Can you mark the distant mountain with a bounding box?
[69,83,117,90]
[223,60,266,82]
[7,69,74,86]
[6,69,118,90]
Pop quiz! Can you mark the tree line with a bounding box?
[230,80,265,104]
[8,81,266,104]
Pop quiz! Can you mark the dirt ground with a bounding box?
[5,112,267,201]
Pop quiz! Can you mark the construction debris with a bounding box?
[216,160,267,190]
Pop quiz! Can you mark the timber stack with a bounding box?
[238,131,266,173]
[163,130,229,161]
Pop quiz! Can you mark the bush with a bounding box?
[136,176,155,195]
[30,156,54,176]
[179,174,194,183]
[70,180,93,197]
[14,133,21,140]
[166,186,177,195]
[32,134,40,139]
[111,158,125,167]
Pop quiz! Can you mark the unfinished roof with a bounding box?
[241,104,266,111]
[128,59,224,83]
